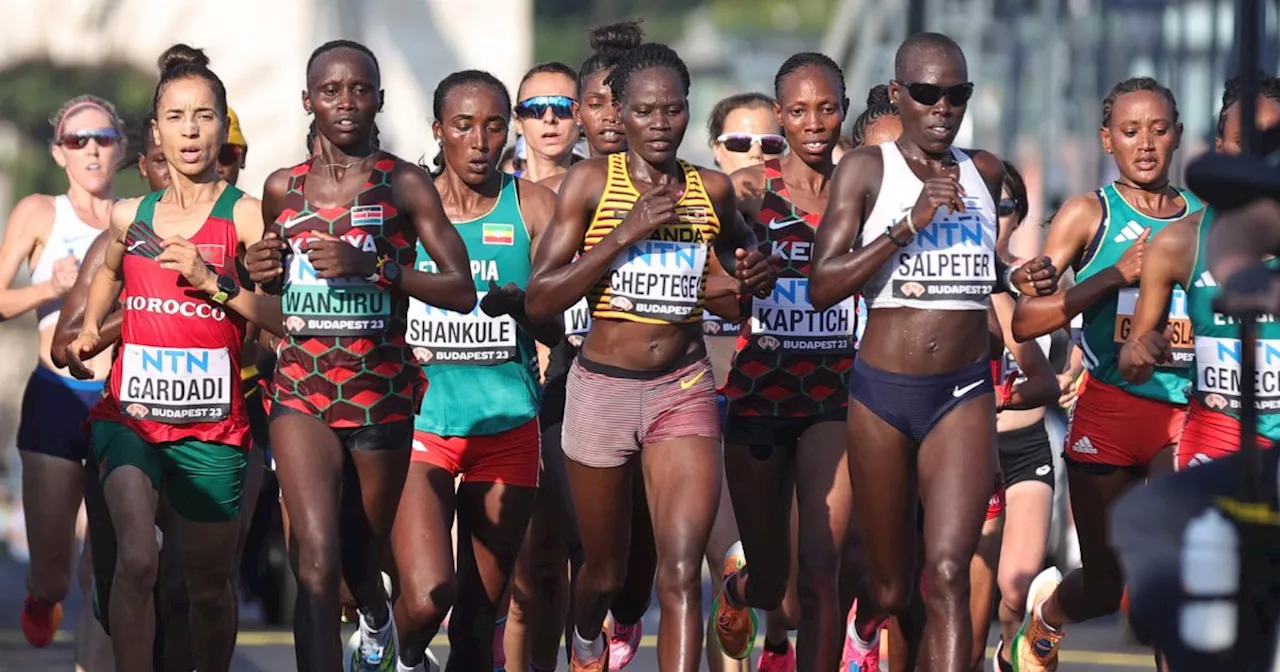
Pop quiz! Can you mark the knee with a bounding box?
[654,556,701,604]
[401,571,457,628]
[115,536,160,591]
[293,539,342,599]
[997,567,1033,614]
[795,553,838,611]
[923,553,970,604]
[579,556,627,601]
[868,569,914,615]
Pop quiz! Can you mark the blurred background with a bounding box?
[0,0,1279,667]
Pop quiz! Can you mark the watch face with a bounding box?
[217,275,238,294]
[384,262,401,281]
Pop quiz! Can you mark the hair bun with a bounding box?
[589,20,644,53]
[867,84,891,106]
[157,44,210,76]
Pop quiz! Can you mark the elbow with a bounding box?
[1010,312,1037,343]
[808,277,835,313]
[445,276,478,314]
[524,282,554,324]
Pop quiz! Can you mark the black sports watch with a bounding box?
[210,274,240,304]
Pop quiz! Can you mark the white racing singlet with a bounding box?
[32,195,105,330]
[859,143,997,311]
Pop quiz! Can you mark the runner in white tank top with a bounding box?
[807,33,1055,670]
[0,95,120,666]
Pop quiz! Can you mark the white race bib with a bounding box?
[407,291,518,365]
[749,277,855,354]
[282,252,390,337]
[605,240,707,320]
[891,199,996,302]
[1115,287,1193,366]
[1195,336,1280,414]
[119,345,232,424]
[565,298,591,346]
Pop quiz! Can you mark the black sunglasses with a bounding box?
[998,198,1018,217]
[896,80,975,107]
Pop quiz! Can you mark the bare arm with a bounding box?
[515,179,565,346]
[394,163,477,314]
[993,292,1059,410]
[704,173,758,321]
[80,200,134,341]
[51,231,122,366]
[222,197,286,337]
[254,168,292,295]
[1012,194,1127,341]
[809,148,905,311]
[1118,217,1198,384]
[0,195,61,319]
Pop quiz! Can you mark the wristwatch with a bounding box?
[1003,263,1022,297]
[210,274,240,304]
[366,255,402,290]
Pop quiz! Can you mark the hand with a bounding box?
[734,249,779,298]
[1011,256,1058,296]
[909,176,966,231]
[50,255,79,296]
[1129,327,1174,370]
[67,330,101,380]
[302,232,377,279]
[157,237,216,294]
[1214,262,1280,318]
[1113,227,1151,284]
[616,184,679,244]
[1056,371,1080,408]
[480,280,524,318]
[245,232,286,285]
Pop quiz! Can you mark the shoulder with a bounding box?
[232,193,265,227]
[390,158,438,193]
[109,197,144,230]
[1151,210,1202,254]
[1055,192,1104,226]
[517,177,557,218]
[538,171,567,193]
[8,194,57,231]
[693,165,733,199]
[832,145,884,186]
[262,166,296,199]
[559,156,610,195]
[963,149,1005,183]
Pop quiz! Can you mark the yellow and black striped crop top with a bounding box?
[584,152,721,325]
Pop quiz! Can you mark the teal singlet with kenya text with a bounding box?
[1077,183,1202,404]
[1184,207,1280,440]
[409,174,539,437]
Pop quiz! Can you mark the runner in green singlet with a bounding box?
[1009,77,1203,671]
[390,69,559,672]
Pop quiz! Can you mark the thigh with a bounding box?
[723,417,795,578]
[795,420,853,566]
[456,479,538,604]
[393,462,457,602]
[917,395,998,566]
[998,481,1053,587]
[642,436,722,568]
[564,457,635,576]
[269,414,346,559]
[846,400,918,587]
[162,439,248,525]
[562,361,643,469]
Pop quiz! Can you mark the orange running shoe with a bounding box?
[21,592,63,648]
[570,626,611,672]
[710,541,759,660]
[1011,568,1065,672]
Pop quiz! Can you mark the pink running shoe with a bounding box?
[840,600,881,672]
[756,639,796,672]
[494,616,507,669]
[607,614,641,670]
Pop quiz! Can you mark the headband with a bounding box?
[54,101,113,141]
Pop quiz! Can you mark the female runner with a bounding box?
[1118,73,1280,469]
[525,42,776,672]
[0,95,121,656]
[713,53,852,672]
[1009,77,1202,671]
[242,40,474,671]
[390,69,559,672]
[810,33,1050,671]
[69,44,286,671]
[514,61,580,184]
[704,89,798,672]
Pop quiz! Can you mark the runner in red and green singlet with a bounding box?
[243,40,474,671]
[712,54,854,672]
[69,44,286,672]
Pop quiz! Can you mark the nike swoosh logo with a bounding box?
[952,380,983,398]
[679,370,706,390]
[282,211,320,229]
[767,217,805,230]
[126,240,145,252]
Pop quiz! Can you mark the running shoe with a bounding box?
[20,592,62,648]
[710,541,758,660]
[840,599,881,672]
[756,638,796,672]
[345,592,398,671]
[493,615,507,671]
[396,650,441,672]
[992,637,1013,672]
[605,612,642,670]
[570,628,610,672]
[1011,567,1065,672]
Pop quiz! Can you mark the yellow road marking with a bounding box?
[0,629,1156,666]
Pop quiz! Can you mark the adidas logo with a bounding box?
[1112,221,1145,243]
[1070,436,1098,454]
[1193,271,1217,288]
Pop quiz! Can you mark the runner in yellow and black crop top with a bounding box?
[525,42,777,672]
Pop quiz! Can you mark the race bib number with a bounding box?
[119,345,231,424]
[891,200,996,302]
[749,278,855,354]
[605,240,707,320]
[406,291,518,365]
[565,298,591,347]
[1114,287,1192,366]
[1195,337,1280,414]
[282,253,390,337]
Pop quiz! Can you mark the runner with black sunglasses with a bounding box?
[809,33,1053,670]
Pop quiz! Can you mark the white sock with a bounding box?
[1034,600,1060,633]
[573,627,605,661]
[847,619,877,652]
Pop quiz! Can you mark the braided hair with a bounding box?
[428,69,511,175]
[307,39,380,85]
[578,20,645,93]
[849,85,898,147]
[773,52,848,111]
[603,43,690,104]
[1101,77,1178,128]
[1217,71,1280,137]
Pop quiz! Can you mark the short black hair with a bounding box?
[773,52,847,110]
[1101,76,1179,127]
[306,40,381,87]
[603,43,690,104]
[1217,71,1280,137]
[578,20,645,94]
[850,85,898,148]
[894,32,964,79]
[707,93,774,144]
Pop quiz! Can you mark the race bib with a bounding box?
[604,240,707,320]
[565,298,591,347]
[407,291,518,365]
[749,277,855,354]
[282,252,390,337]
[119,345,232,424]
[891,199,996,302]
[702,311,741,338]
[1114,287,1193,366]
[1195,336,1280,414]
[1000,334,1052,382]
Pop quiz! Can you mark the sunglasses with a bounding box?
[998,198,1018,217]
[717,133,787,155]
[218,144,244,166]
[515,95,576,120]
[57,128,121,150]
[895,80,975,107]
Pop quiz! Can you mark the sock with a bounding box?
[361,604,390,631]
[1034,601,1060,633]
[763,634,790,654]
[721,573,745,609]
[397,661,418,672]
[573,627,605,661]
